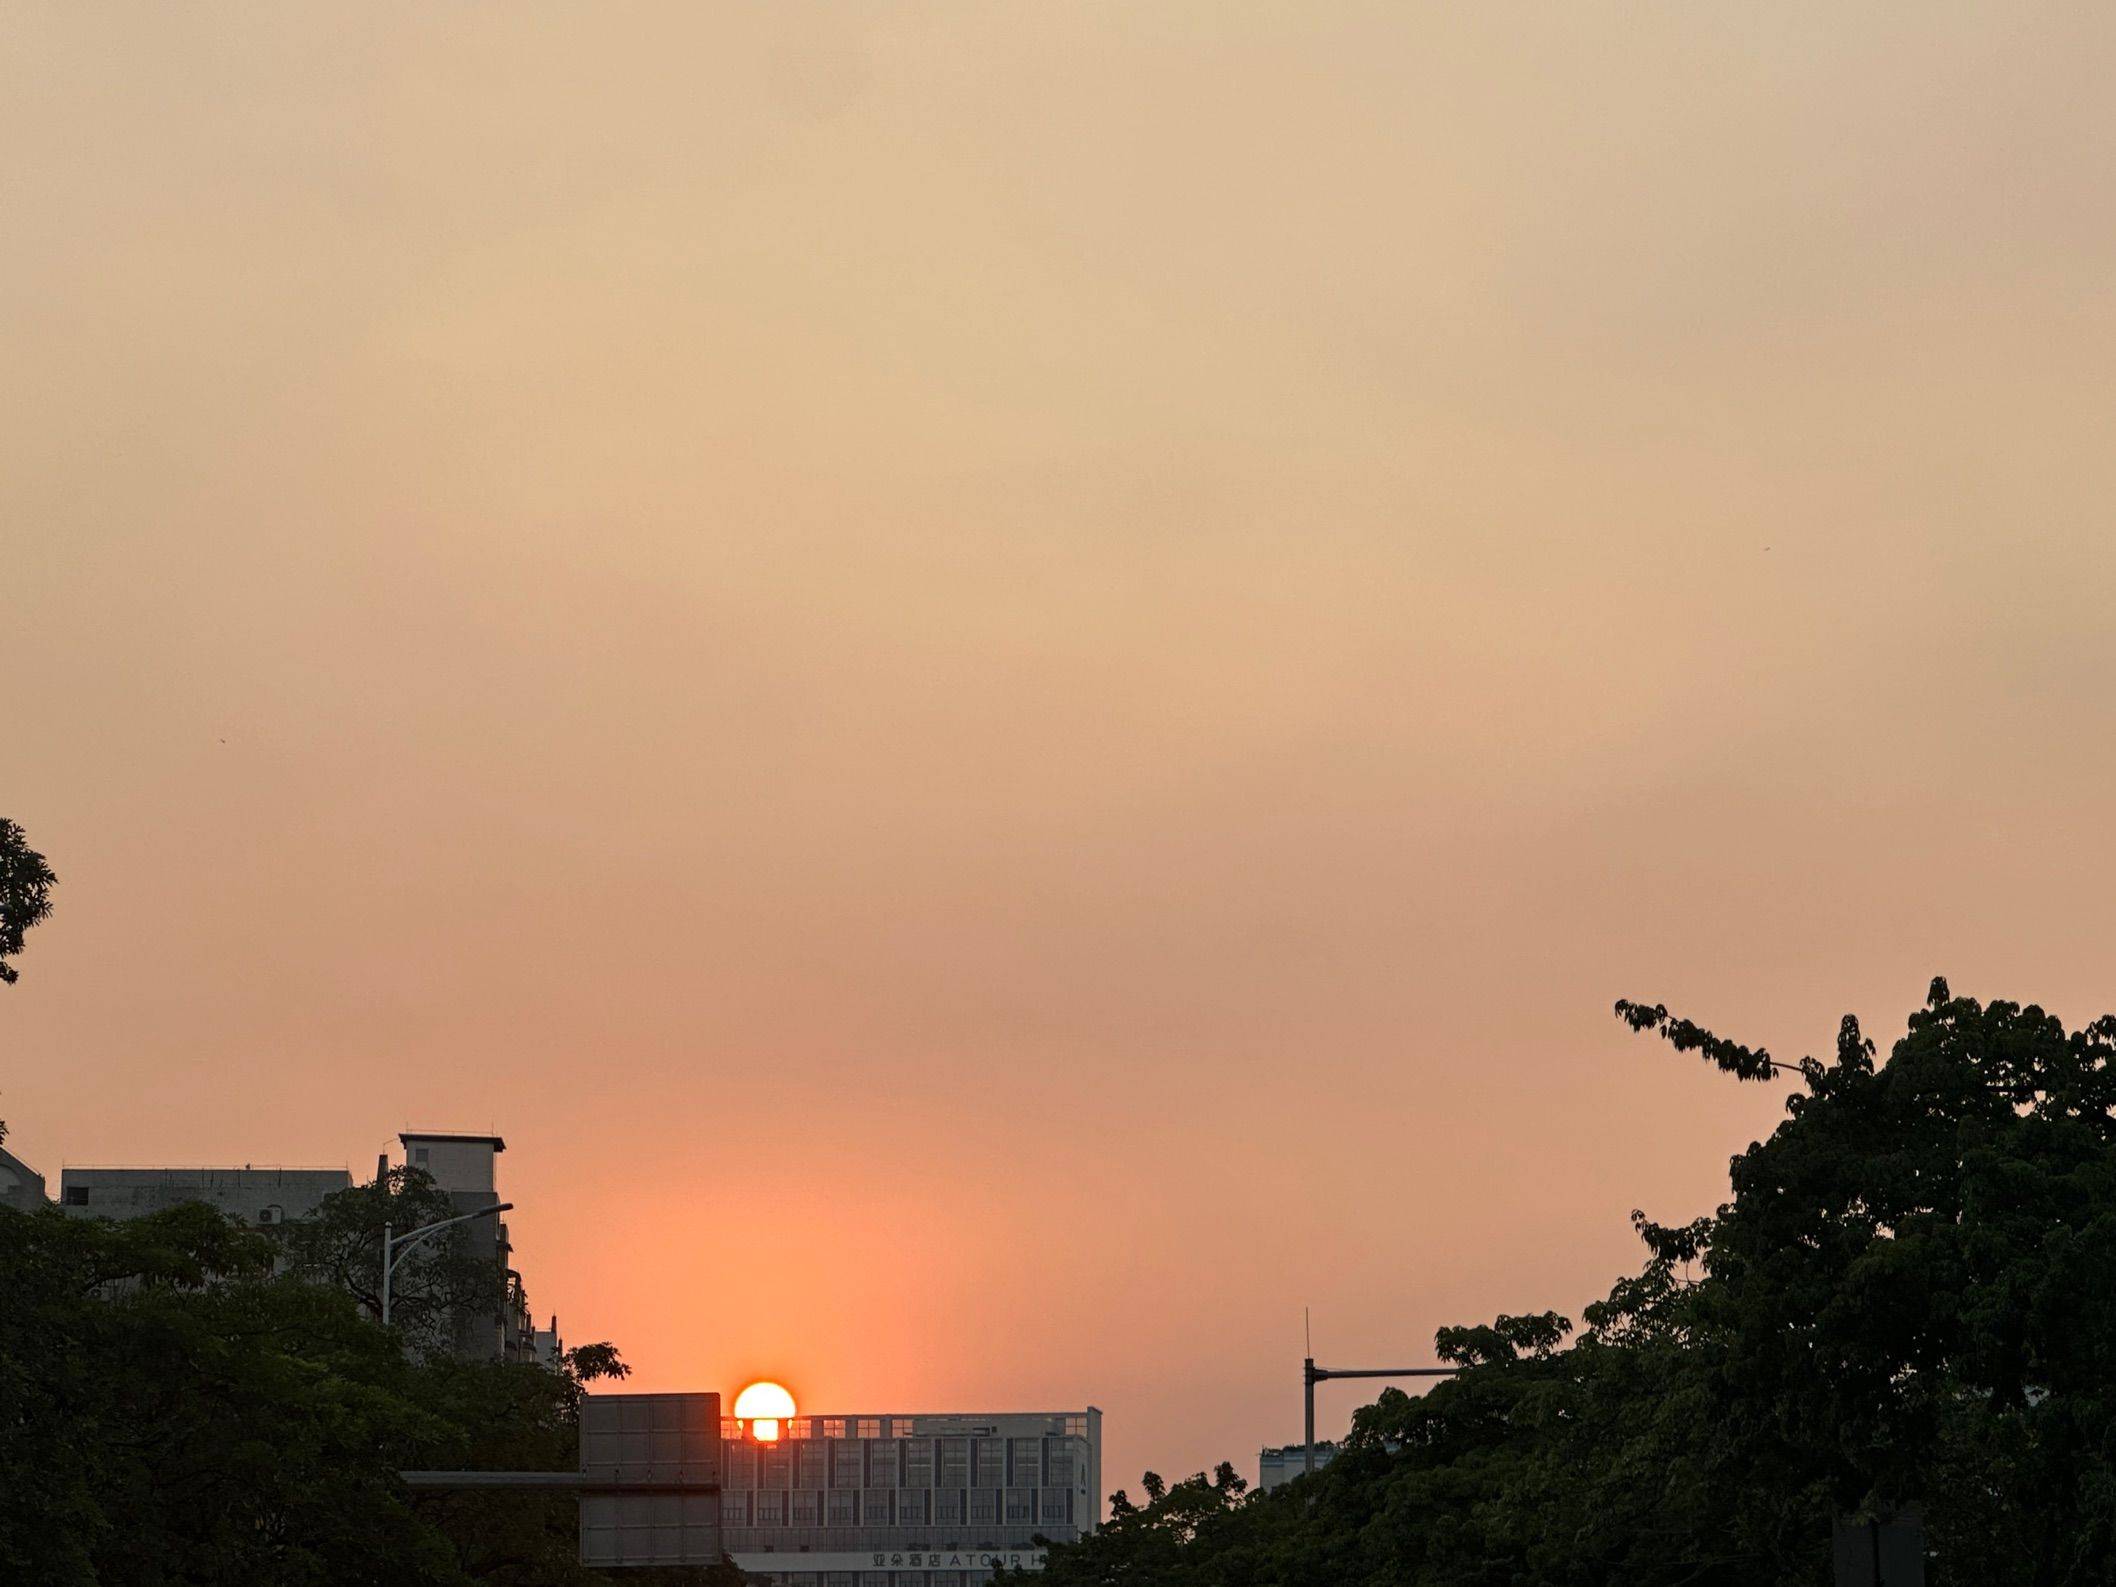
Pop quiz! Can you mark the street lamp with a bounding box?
[380,1201,512,1329]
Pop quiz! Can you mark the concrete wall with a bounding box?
[58,1165,351,1225]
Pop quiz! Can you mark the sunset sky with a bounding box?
[6,3,2116,1499]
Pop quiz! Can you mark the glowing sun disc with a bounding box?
[734,1380,797,1441]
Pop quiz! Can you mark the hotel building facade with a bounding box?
[719,1408,1102,1585]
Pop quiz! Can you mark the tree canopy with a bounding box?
[0,1197,738,1586]
[277,1164,512,1360]
[1026,981,2116,1586]
[0,816,55,984]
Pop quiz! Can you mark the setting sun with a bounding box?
[732,1380,796,1443]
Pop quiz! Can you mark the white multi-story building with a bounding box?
[721,1408,1102,1585]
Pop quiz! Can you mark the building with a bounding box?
[51,1131,558,1367]
[1256,1441,1337,1492]
[396,1131,545,1363]
[57,1164,353,1226]
[720,1408,1102,1585]
[0,1141,49,1210]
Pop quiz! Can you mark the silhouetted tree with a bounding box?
[1028,980,2116,1586]
[0,1197,741,1585]
[0,816,55,984]
[277,1164,511,1359]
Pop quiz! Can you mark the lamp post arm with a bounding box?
[379,1201,513,1328]
[391,1201,514,1260]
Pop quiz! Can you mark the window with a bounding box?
[863,1489,893,1524]
[905,1438,934,1486]
[1047,1447,1074,1485]
[1063,1415,1088,1438]
[890,1417,917,1437]
[722,1418,745,1440]
[897,1489,927,1525]
[857,1418,882,1438]
[866,1442,899,1486]
[1041,1488,1069,1524]
[799,1441,827,1488]
[1009,1440,1040,1485]
[936,1439,969,1487]
[413,1147,429,1164]
[969,1491,998,1524]
[792,1492,821,1527]
[1005,1490,1034,1524]
[788,1418,813,1440]
[763,1447,792,1487]
[827,1491,858,1526]
[934,1490,965,1524]
[823,1418,847,1439]
[724,1443,755,1490]
[64,1185,88,1206]
[830,1442,863,1488]
[756,1492,786,1526]
[972,1441,1005,1488]
[721,1494,750,1526]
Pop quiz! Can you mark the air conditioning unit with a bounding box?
[257,1205,285,1226]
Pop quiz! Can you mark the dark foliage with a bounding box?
[276,1165,511,1360]
[0,1201,743,1586]
[0,816,56,984]
[1027,982,2116,1586]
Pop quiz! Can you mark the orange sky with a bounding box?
[6,3,2116,1500]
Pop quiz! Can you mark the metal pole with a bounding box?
[381,1222,392,1327]
[1303,1358,1316,1478]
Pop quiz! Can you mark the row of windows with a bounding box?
[725,1417,1091,1442]
[725,1438,1079,1491]
[723,1488,1073,1527]
[723,1417,913,1441]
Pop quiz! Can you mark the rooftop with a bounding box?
[399,1132,506,1151]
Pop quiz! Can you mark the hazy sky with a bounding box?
[6,3,2116,1498]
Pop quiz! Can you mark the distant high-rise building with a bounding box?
[720,1408,1102,1584]
[1256,1441,1337,1492]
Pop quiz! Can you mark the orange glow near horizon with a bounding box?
[734,1381,796,1443]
